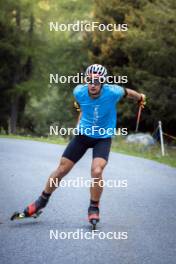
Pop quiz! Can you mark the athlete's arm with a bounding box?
[74,101,82,125]
[77,111,82,125]
[125,88,146,108]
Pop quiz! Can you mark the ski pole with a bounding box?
[135,105,142,133]
[135,94,146,132]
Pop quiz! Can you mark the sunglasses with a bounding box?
[86,77,103,85]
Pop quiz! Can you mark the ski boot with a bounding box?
[88,205,100,230]
[10,191,50,221]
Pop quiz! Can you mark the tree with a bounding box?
[0,0,35,133]
[84,0,176,134]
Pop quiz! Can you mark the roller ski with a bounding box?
[10,210,42,220]
[10,191,51,221]
[88,204,100,230]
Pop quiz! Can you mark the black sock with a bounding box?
[90,200,99,207]
[34,191,51,209]
[41,191,51,200]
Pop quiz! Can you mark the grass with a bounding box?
[112,137,176,168]
[0,134,176,168]
[0,134,67,145]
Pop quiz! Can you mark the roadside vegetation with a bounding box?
[1,134,175,168]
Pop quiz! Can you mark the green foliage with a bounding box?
[0,0,175,137]
[0,0,92,134]
[85,0,176,134]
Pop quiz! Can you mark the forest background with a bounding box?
[0,0,176,138]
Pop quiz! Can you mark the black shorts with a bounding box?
[62,134,112,163]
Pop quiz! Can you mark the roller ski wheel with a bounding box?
[88,206,99,230]
[10,210,42,221]
[90,219,98,230]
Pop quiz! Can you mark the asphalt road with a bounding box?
[0,138,176,264]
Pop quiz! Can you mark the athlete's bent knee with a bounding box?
[91,166,103,178]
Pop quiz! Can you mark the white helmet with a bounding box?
[85,64,107,78]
